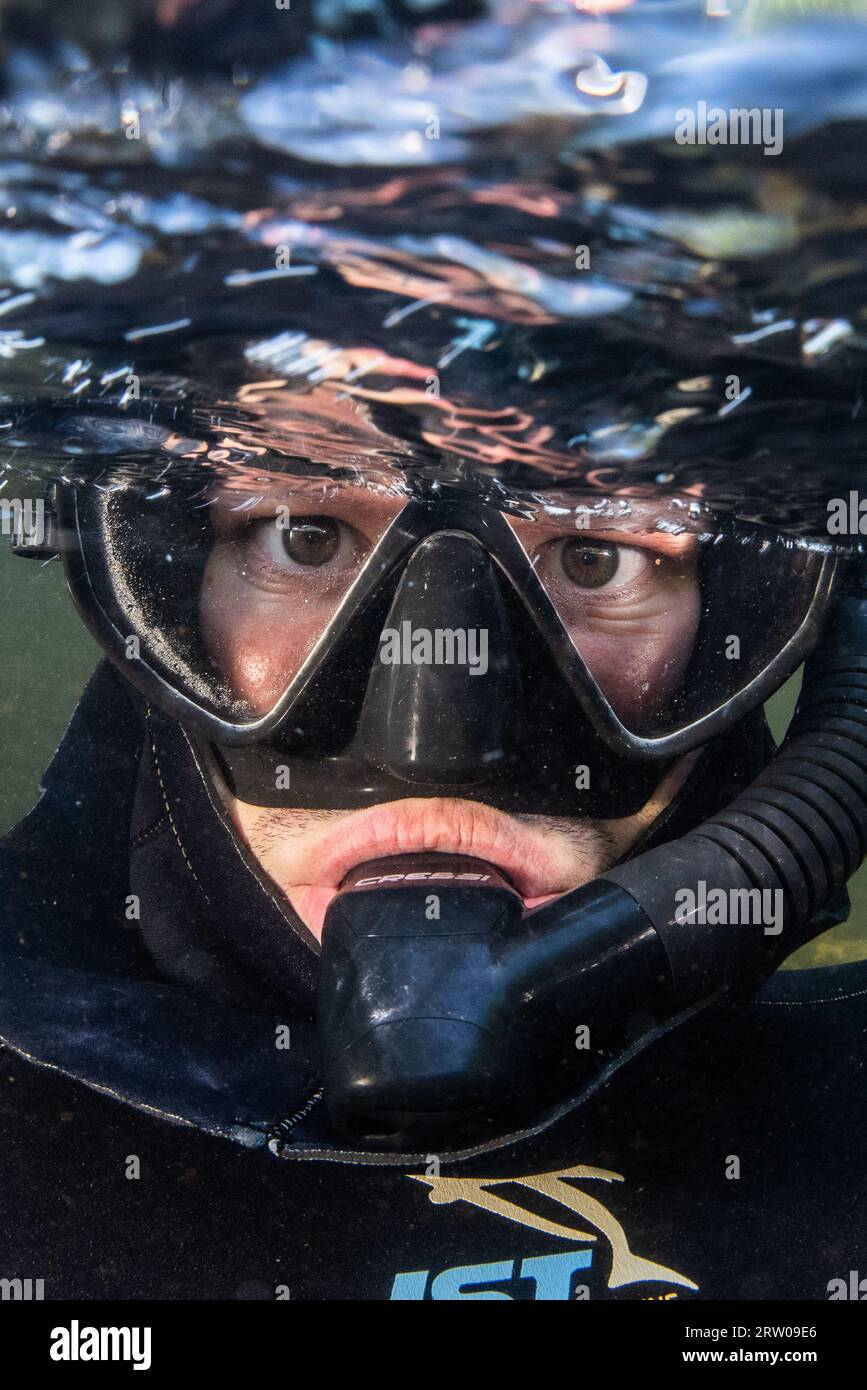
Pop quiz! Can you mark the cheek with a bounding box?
[576,581,701,726]
[200,547,324,713]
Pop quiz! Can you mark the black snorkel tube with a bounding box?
[318,555,867,1152]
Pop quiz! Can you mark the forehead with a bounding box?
[206,464,714,532]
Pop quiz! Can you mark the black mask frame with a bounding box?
[53,477,843,769]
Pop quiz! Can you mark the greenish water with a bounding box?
[0,541,100,828]
[1,541,864,968]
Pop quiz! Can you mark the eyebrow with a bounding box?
[584,527,702,558]
[208,479,409,531]
[507,512,705,558]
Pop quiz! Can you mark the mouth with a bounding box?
[278,797,598,937]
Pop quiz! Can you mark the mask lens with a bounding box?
[507,497,830,736]
[76,467,408,723]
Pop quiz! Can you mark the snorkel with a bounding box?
[318,553,867,1150]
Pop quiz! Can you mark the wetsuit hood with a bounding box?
[0,657,820,1165]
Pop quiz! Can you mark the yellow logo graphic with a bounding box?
[410,1164,698,1293]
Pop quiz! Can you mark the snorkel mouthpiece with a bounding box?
[318,560,867,1155]
[318,855,525,1147]
[318,854,667,1150]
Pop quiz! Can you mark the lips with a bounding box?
[281,797,584,937]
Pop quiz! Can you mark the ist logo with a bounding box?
[390,1164,698,1300]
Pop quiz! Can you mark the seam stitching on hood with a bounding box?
[130,809,171,849]
[147,711,210,906]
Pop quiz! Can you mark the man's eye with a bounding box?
[553,538,649,590]
[281,516,341,567]
[559,538,619,588]
[239,511,370,583]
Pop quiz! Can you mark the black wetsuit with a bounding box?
[1,665,865,1301]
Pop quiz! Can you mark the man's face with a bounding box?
[198,474,703,938]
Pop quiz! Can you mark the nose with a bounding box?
[355,532,521,785]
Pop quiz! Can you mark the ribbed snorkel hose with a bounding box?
[604,556,867,1003]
